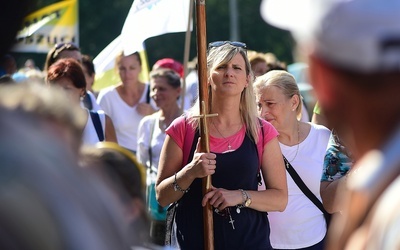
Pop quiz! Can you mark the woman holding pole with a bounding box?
[156,41,288,249]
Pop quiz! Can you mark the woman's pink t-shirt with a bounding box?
[166,116,278,167]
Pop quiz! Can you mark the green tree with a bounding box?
[13,0,294,70]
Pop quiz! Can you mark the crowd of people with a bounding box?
[1,0,399,249]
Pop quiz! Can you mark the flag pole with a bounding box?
[181,0,194,112]
[195,0,214,249]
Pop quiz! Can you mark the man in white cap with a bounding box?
[260,0,400,249]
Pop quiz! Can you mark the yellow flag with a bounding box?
[12,0,78,53]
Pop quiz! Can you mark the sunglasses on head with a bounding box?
[54,42,79,50]
[208,41,247,51]
[53,42,80,59]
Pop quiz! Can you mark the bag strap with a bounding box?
[83,92,93,110]
[146,84,151,104]
[148,116,157,173]
[89,110,104,141]
[257,118,264,186]
[283,156,330,217]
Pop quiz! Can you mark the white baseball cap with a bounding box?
[260,0,400,73]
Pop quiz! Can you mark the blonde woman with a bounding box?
[254,70,331,250]
[156,41,288,249]
[97,51,156,153]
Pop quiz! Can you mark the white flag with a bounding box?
[121,0,191,55]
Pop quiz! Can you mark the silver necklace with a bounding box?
[212,120,242,153]
[287,122,300,163]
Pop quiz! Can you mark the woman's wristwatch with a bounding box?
[236,189,251,213]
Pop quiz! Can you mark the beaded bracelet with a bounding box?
[172,172,190,193]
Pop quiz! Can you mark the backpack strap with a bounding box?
[89,110,104,141]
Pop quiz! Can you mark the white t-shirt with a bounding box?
[182,70,198,111]
[269,122,331,249]
[97,84,156,152]
[82,109,106,145]
[136,113,166,184]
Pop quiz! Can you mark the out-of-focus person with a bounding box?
[0,82,86,157]
[44,42,102,111]
[249,52,269,77]
[261,0,400,249]
[46,58,117,145]
[0,54,17,77]
[0,88,136,249]
[97,51,157,154]
[80,142,157,249]
[311,102,330,129]
[82,54,100,110]
[152,57,192,111]
[137,68,183,246]
[44,42,82,72]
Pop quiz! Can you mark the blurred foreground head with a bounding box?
[0,108,133,249]
[80,142,150,248]
[0,82,86,157]
[261,1,400,249]
[261,0,400,73]
[261,0,400,148]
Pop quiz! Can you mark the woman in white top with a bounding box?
[254,70,331,250]
[97,51,156,153]
[137,68,182,245]
[46,58,117,145]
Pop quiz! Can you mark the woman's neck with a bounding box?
[159,105,181,130]
[121,80,143,94]
[210,97,241,125]
[278,120,300,146]
[160,104,181,121]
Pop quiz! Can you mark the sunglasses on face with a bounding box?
[208,41,247,52]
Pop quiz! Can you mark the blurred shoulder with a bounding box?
[97,85,118,99]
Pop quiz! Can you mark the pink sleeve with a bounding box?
[261,119,279,144]
[165,116,186,149]
[257,119,279,166]
[165,116,196,167]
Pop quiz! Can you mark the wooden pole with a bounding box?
[195,0,214,249]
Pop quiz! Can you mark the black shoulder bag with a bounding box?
[283,156,331,228]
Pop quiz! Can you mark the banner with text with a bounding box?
[12,0,78,53]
